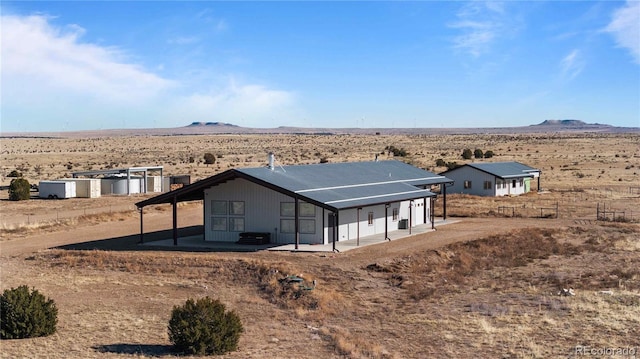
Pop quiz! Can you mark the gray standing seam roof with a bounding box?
[238,160,452,210]
[135,160,453,211]
[465,162,539,179]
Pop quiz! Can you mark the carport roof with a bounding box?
[136,160,453,211]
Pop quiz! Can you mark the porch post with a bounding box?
[385,203,390,241]
[172,195,178,246]
[356,208,361,246]
[431,197,435,230]
[295,198,299,250]
[442,184,447,220]
[139,207,144,243]
[409,201,413,235]
[423,197,427,224]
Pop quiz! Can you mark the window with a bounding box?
[368,212,374,226]
[212,200,227,215]
[230,201,245,215]
[280,219,295,233]
[212,200,244,232]
[512,180,517,188]
[392,208,399,221]
[484,181,492,190]
[519,178,524,187]
[299,202,315,217]
[280,202,295,217]
[464,180,472,189]
[280,219,315,234]
[212,217,227,231]
[229,217,244,232]
[300,219,316,234]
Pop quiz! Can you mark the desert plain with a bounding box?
[1,130,639,358]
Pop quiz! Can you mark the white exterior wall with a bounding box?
[204,178,324,244]
[39,181,76,199]
[204,177,432,245]
[446,167,497,196]
[448,167,530,197]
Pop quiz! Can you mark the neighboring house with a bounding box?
[136,156,453,250]
[441,162,541,197]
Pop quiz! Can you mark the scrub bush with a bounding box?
[8,178,30,201]
[168,297,243,355]
[1,285,58,339]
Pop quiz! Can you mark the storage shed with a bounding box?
[61,178,101,198]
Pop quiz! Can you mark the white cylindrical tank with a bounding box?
[101,177,141,195]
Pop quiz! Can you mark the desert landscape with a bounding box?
[1,128,639,358]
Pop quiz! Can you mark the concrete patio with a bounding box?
[141,218,458,253]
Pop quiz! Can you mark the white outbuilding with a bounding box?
[440,161,541,197]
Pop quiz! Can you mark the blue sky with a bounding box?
[1,1,639,132]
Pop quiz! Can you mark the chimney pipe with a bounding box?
[268,152,275,171]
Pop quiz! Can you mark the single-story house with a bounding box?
[135,156,453,250]
[440,161,541,197]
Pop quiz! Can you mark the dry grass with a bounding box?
[1,132,640,358]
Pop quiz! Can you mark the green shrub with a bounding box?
[385,145,407,157]
[168,297,243,356]
[8,178,30,201]
[435,158,447,167]
[461,148,473,160]
[203,153,216,165]
[484,150,495,158]
[1,285,58,339]
[473,149,484,159]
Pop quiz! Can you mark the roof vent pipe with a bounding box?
[268,152,275,171]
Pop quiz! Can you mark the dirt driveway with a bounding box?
[1,202,569,262]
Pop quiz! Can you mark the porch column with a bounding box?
[139,207,144,243]
[538,175,541,192]
[295,198,299,250]
[443,184,447,220]
[356,208,361,246]
[423,197,427,225]
[384,204,390,241]
[431,197,435,230]
[409,201,413,235]
[172,195,178,246]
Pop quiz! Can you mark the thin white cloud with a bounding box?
[2,14,174,104]
[171,78,298,127]
[560,49,585,80]
[604,0,640,64]
[449,1,508,57]
[1,13,299,131]
[167,36,199,45]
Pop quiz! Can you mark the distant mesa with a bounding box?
[534,119,610,127]
[187,122,239,127]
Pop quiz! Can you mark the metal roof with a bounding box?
[444,161,539,179]
[136,160,453,211]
